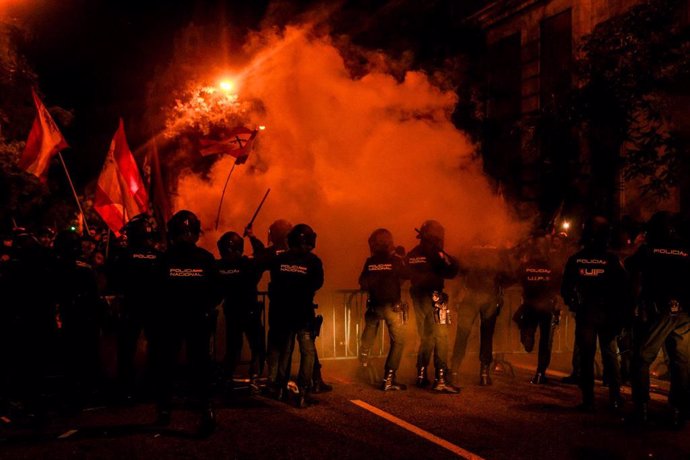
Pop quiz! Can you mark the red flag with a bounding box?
[199,126,258,164]
[19,89,69,180]
[94,119,149,236]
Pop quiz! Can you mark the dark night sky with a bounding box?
[9,0,484,185]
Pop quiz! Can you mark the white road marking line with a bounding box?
[57,429,79,439]
[350,399,485,460]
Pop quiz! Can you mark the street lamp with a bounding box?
[219,79,234,92]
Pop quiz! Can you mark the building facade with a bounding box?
[471,0,690,225]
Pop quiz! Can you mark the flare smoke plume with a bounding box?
[173,26,523,288]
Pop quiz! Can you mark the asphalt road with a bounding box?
[1,351,688,460]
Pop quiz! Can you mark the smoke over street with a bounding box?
[173,25,523,288]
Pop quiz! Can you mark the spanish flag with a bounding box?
[18,89,68,180]
[94,118,148,236]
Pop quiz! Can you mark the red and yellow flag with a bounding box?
[94,119,149,235]
[18,89,68,180]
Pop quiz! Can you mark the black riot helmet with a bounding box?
[523,231,549,261]
[167,210,201,245]
[217,231,244,259]
[11,228,40,253]
[417,219,445,249]
[54,229,82,260]
[368,228,394,255]
[268,219,293,249]
[645,211,679,246]
[288,223,317,252]
[122,213,156,249]
[581,216,610,250]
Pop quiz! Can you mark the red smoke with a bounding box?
[173,26,525,289]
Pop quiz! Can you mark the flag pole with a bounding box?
[58,152,91,234]
[214,161,237,230]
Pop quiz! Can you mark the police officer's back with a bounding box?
[406,220,459,392]
[265,223,324,407]
[53,230,102,407]
[358,228,410,391]
[561,216,629,411]
[217,231,264,383]
[108,214,162,399]
[626,211,690,425]
[516,235,561,384]
[151,210,221,434]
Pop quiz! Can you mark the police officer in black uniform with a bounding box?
[255,219,291,395]
[217,231,265,389]
[514,234,561,384]
[54,230,103,409]
[561,216,630,411]
[451,242,512,386]
[150,210,221,434]
[254,220,331,397]
[627,211,690,426]
[407,220,459,393]
[358,228,410,391]
[2,229,57,420]
[263,224,324,407]
[109,214,161,401]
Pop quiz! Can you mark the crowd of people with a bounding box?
[0,209,688,437]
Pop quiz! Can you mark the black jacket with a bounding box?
[263,248,324,328]
[406,245,458,297]
[159,242,222,318]
[359,252,410,306]
[625,242,690,310]
[561,247,630,320]
[217,256,263,312]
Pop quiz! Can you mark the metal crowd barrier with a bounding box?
[310,286,577,362]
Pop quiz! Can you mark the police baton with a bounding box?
[244,188,271,236]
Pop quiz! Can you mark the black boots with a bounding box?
[198,407,216,437]
[416,366,430,388]
[479,364,492,386]
[530,372,548,384]
[296,388,318,409]
[432,368,460,394]
[312,378,333,394]
[313,364,333,393]
[560,374,579,385]
[634,402,649,423]
[671,406,685,428]
[382,369,407,391]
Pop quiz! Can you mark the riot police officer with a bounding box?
[262,224,324,407]
[150,210,221,434]
[407,220,459,393]
[2,229,57,419]
[627,211,690,426]
[451,242,512,386]
[358,229,410,391]
[514,234,561,384]
[54,229,103,409]
[108,214,161,401]
[561,216,630,411]
[252,220,331,397]
[254,219,292,395]
[217,231,264,389]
